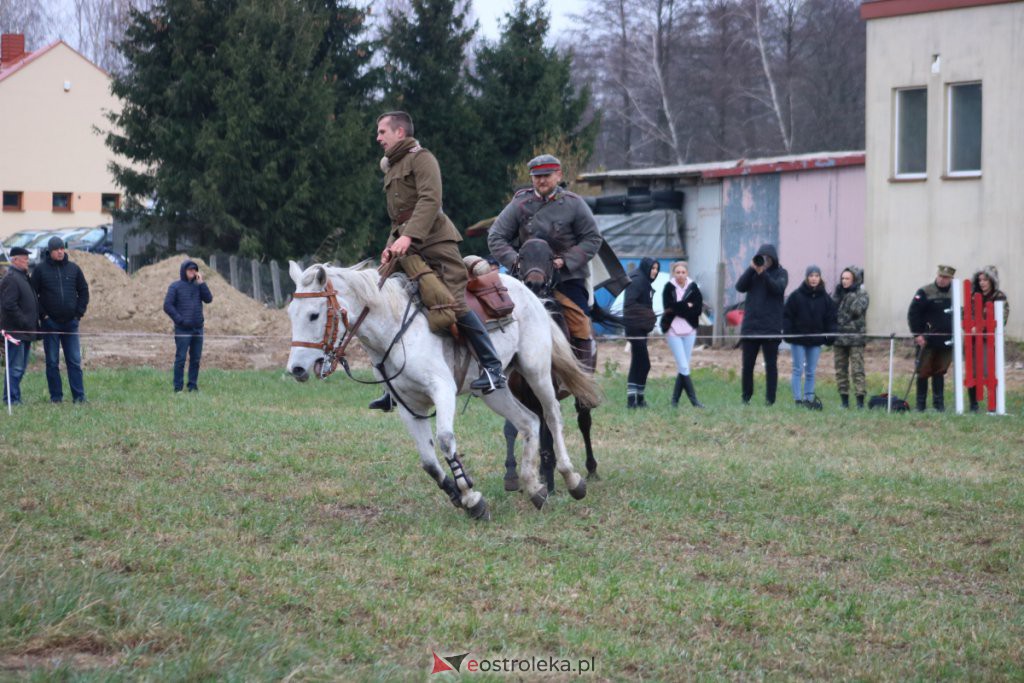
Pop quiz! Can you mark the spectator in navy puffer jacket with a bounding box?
[163,260,213,392]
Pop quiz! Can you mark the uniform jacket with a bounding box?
[488,186,603,283]
[784,280,838,347]
[0,265,39,342]
[908,279,953,350]
[164,260,213,329]
[735,243,788,338]
[832,266,869,347]
[31,250,89,324]
[382,138,462,250]
[622,257,658,335]
[971,265,1010,325]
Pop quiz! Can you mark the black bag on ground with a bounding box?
[868,394,910,411]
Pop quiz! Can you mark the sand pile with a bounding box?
[75,252,289,338]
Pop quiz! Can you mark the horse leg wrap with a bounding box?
[439,476,464,509]
[445,453,474,490]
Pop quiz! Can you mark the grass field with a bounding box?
[1,367,1022,680]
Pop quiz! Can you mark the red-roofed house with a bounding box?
[1,33,125,238]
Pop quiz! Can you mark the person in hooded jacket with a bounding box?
[164,260,213,392]
[661,260,704,408]
[832,266,870,408]
[622,257,659,408]
[735,243,788,405]
[967,265,1009,412]
[784,265,837,408]
[31,236,90,403]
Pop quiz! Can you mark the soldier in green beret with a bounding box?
[374,111,506,400]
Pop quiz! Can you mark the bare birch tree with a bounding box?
[0,0,58,49]
[67,0,154,74]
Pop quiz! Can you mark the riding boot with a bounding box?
[967,387,979,413]
[368,391,394,412]
[457,311,507,394]
[856,394,865,409]
[681,375,704,408]
[840,393,849,409]
[671,374,685,408]
[915,377,928,412]
[931,375,945,412]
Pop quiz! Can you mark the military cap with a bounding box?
[937,264,956,277]
[8,246,30,257]
[528,154,562,176]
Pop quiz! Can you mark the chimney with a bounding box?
[1,34,27,67]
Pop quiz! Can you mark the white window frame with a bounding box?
[893,86,927,180]
[946,81,982,178]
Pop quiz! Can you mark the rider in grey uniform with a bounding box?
[487,154,603,353]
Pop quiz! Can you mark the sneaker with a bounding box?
[805,397,823,410]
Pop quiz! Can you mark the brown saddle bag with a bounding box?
[466,268,515,319]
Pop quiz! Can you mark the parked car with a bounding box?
[25,227,92,266]
[1,228,47,251]
[65,225,126,270]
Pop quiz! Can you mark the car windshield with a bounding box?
[4,231,42,248]
[69,227,107,246]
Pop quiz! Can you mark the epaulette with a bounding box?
[513,187,533,198]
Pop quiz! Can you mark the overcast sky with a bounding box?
[471,0,587,42]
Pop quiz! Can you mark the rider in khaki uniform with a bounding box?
[487,155,603,351]
[375,111,506,406]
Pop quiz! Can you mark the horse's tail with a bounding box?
[549,318,602,409]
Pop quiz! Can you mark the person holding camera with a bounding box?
[164,259,213,392]
[735,243,788,405]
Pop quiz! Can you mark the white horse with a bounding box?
[285,261,600,519]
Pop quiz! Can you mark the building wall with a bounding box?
[720,175,780,312]
[779,166,866,293]
[0,43,122,237]
[864,2,1024,339]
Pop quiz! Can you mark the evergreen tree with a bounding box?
[472,0,596,212]
[377,0,491,232]
[106,0,378,261]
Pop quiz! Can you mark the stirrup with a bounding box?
[470,368,506,394]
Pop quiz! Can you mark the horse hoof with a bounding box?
[530,490,548,510]
[569,478,587,500]
[467,498,490,521]
[586,470,600,481]
[504,474,520,492]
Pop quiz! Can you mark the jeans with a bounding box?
[741,339,780,403]
[174,326,204,391]
[667,332,696,375]
[790,344,822,401]
[41,318,84,402]
[3,339,31,405]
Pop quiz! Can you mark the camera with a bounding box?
[752,254,766,267]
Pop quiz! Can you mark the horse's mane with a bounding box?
[312,264,410,319]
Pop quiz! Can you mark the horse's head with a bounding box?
[517,238,559,297]
[286,261,345,382]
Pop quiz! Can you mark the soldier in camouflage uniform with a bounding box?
[832,266,869,408]
[375,111,506,401]
[487,154,603,355]
[907,264,956,411]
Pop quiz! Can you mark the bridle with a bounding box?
[290,280,366,379]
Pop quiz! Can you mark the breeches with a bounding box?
[411,240,469,316]
[553,291,592,339]
[918,347,952,379]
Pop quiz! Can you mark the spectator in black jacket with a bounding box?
[908,264,955,411]
[735,243,788,405]
[1,247,39,405]
[164,259,213,392]
[31,237,89,403]
[623,257,659,409]
[661,260,704,408]
[784,265,838,409]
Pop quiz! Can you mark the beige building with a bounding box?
[862,0,1024,339]
[0,34,124,238]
